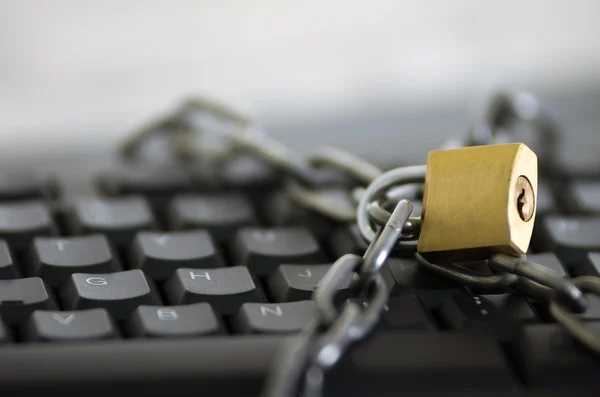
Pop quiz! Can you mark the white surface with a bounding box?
[1,0,599,154]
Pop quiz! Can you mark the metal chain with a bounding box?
[116,89,600,395]
[262,199,413,397]
[118,90,560,224]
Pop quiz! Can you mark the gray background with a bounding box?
[1,0,599,167]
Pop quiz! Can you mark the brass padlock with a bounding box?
[418,143,537,262]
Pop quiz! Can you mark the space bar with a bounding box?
[0,333,516,396]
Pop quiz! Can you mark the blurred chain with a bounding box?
[119,91,559,225]
[443,90,561,171]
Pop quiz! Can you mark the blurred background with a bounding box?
[1,0,599,168]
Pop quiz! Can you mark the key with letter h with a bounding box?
[164,267,264,315]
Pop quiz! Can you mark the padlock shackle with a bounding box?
[356,165,427,244]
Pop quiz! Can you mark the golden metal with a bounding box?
[417,143,538,262]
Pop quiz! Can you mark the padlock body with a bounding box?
[417,143,537,261]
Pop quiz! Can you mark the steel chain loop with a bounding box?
[262,199,413,397]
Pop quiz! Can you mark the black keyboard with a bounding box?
[0,146,598,397]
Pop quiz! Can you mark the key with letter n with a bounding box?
[235,301,316,334]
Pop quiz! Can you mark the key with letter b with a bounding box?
[127,304,222,338]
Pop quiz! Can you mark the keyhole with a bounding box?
[515,176,534,222]
[517,188,526,215]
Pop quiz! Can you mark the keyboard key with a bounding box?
[219,155,280,193]
[168,194,256,242]
[127,303,222,338]
[439,292,538,335]
[0,173,58,201]
[539,216,600,269]
[28,234,119,287]
[553,144,600,179]
[69,196,155,247]
[387,257,462,308]
[353,295,435,331]
[575,252,600,277]
[512,323,600,387]
[60,270,160,319]
[190,155,279,193]
[0,201,56,250]
[0,333,516,395]
[330,224,369,257]
[130,230,223,281]
[0,240,18,279]
[235,301,316,334]
[232,227,326,276]
[330,332,515,393]
[267,264,351,302]
[96,165,194,198]
[526,252,568,277]
[0,278,56,325]
[164,267,263,315]
[536,181,558,216]
[261,189,352,238]
[567,181,600,214]
[382,296,435,331]
[23,309,117,342]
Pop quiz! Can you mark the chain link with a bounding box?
[116,90,600,395]
[262,199,413,397]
